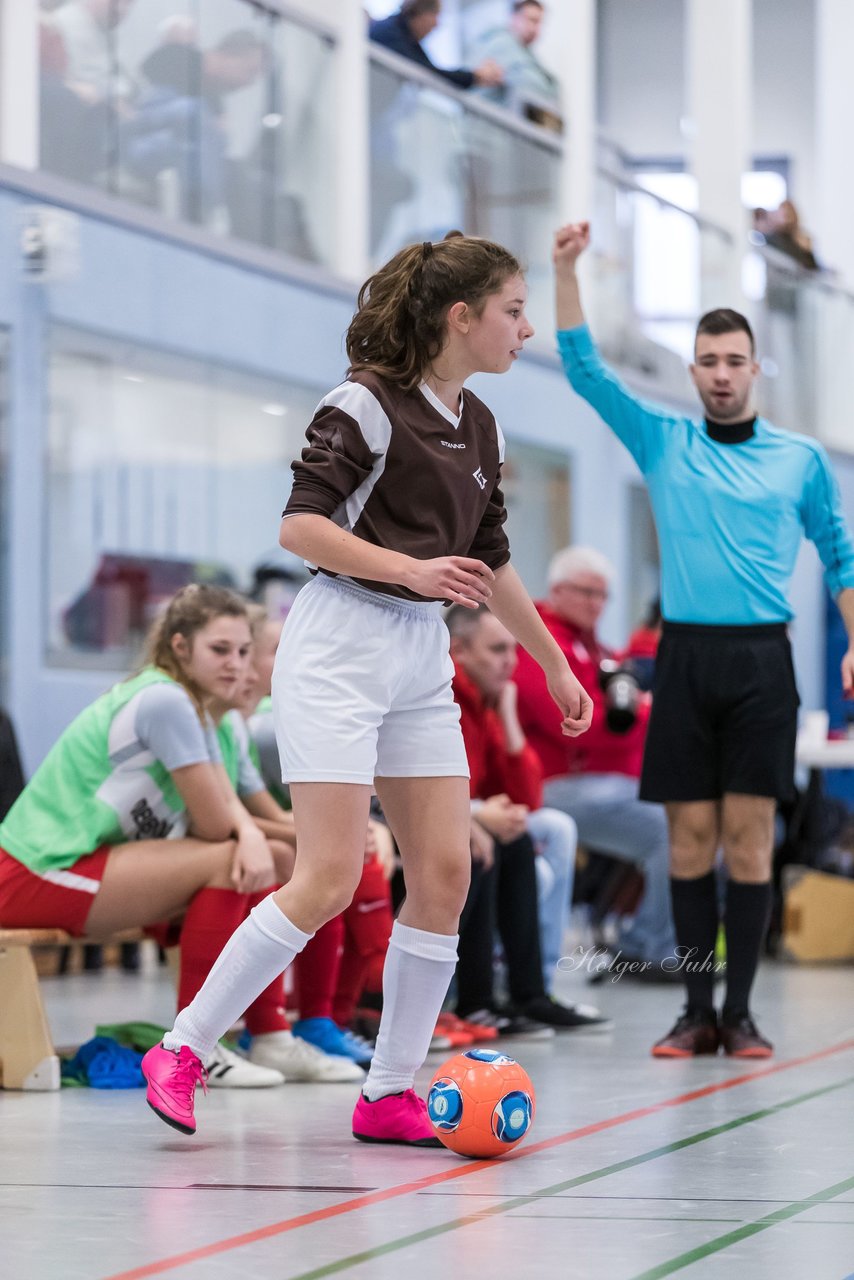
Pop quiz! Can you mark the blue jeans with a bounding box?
[527,807,577,992]
[542,773,675,962]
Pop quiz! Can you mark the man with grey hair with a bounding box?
[514,545,676,973]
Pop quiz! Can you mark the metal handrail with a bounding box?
[368,43,564,154]
[755,240,854,304]
[233,0,337,44]
[596,163,735,243]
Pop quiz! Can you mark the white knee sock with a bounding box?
[164,894,313,1063]
[362,920,458,1101]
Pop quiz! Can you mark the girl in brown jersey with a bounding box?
[142,235,593,1142]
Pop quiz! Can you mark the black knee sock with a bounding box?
[670,872,719,1012]
[723,880,772,1021]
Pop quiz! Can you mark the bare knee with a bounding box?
[203,840,241,889]
[667,803,719,878]
[722,796,775,882]
[401,847,471,927]
[722,822,774,881]
[276,864,363,931]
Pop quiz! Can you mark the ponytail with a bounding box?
[346,233,522,390]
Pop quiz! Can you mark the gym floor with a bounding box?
[1,954,852,1280]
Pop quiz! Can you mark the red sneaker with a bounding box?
[141,1043,207,1135]
[439,1012,498,1044]
[352,1089,442,1147]
[434,1013,476,1047]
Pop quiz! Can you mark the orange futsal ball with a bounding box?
[427,1049,536,1158]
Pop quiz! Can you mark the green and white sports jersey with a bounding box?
[0,668,222,875]
[217,710,265,797]
[248,696,289,808]
[248,696,276,785]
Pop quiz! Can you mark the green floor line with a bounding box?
[627,1172,854,1280]
[286,1073,854,1280]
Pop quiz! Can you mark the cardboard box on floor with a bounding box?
[782,867,854,962]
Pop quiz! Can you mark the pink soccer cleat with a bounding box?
[142,1043,207,1135]
[352,1089,442,1147]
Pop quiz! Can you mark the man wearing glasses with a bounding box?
[514,545,676,978]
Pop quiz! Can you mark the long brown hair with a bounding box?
[346,233,522,391]
[141,583,249,716]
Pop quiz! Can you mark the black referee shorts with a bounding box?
[639,621,800,804]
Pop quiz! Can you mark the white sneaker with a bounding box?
[205,1042,284,1088]
[249,1030,365,1083]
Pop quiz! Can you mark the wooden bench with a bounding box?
[0,927,143,1091]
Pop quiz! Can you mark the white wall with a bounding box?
[597,0,684,158]
[597,0,817,223]
[752,0,816,225]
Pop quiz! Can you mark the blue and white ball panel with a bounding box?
[462,1049,516,1065]
[491,1090,533,1143]
[427,1079,464,1131]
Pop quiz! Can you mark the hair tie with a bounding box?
[421,240,433,260]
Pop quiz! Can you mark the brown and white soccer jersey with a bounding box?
[273,374,511,784]
[283,373,511,600]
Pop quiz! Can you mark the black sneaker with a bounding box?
[652,1007,719,1058]
[719,1010,773,1058]
[460,1008,555,1041]
[519,995,614,1033]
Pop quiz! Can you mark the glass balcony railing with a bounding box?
[38,0,336,269]
[591,165,734,368]
[748,247,854,449]
[34,5,854,456]
[368,45,562,346]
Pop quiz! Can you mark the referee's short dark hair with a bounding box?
[695,308,755,355]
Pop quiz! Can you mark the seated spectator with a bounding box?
[39,12,112,183]
[0,707,25,822]
[370,0,504,92]
[123,29,270,225]
[514,547,677,974]
[0,584,297,1087]
[470,1,561,127]
[245,614,289,806]
[241,612,389,1073]
[448,604,611,1031]
[47,0,137,105]
[207,671,365,1084]
[625,596,662,693]
[329,817,396,1056]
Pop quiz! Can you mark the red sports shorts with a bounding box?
[0,845,110,936]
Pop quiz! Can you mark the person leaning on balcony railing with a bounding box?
[470,1,562,130]
[369,0,504,92]
[552,220,854,1061]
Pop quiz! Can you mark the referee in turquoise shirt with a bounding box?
[554,221,854,1059]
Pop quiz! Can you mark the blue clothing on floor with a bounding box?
[558,325,854,625]
[61,1036,144,1088]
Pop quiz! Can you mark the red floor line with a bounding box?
[103,1036,854,1280]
